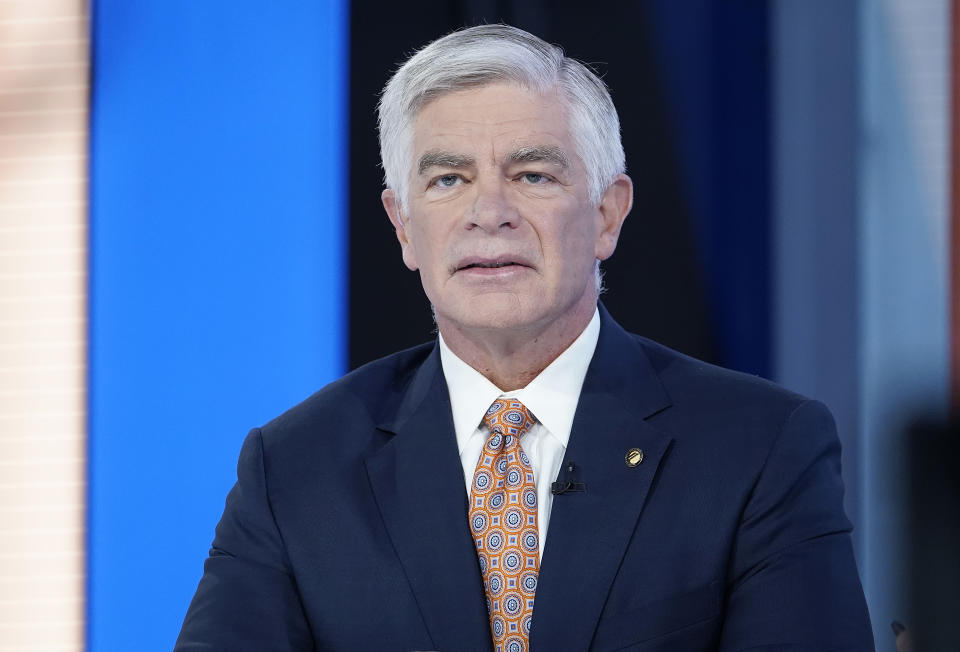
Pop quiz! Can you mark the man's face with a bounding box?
[382,83,630,340]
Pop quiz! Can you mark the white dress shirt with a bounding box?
[438,308,600,560]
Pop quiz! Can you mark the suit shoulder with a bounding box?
[628,334,839,476]
[634,334,809,409]
[629,334,834,451]
[258,341,436,446]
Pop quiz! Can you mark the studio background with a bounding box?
[0,1,953,650]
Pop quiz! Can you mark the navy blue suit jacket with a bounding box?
[176,307,874,650]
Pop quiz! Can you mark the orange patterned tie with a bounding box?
[469,398,539,652]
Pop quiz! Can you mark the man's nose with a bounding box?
[467,177,519,232]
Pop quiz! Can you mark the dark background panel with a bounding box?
[906,420,960,651]
[349,0,770,377]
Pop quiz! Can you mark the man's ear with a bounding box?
[595,174,633,261]
[382,189,419,271]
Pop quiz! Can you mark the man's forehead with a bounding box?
[408,83,578,178]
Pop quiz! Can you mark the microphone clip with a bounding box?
[551,461,586,495]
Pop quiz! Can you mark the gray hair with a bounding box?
[377,24,625,209]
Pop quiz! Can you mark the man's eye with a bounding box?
[521,173,550,185]
[433,174,462,188]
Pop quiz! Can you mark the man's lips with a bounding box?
[453,256,533,273]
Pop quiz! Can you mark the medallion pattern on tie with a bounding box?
[469,398,539,652]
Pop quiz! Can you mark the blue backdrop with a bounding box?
[88,2,348,648]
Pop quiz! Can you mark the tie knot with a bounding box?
[483,398,535,448]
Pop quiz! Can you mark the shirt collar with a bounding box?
[438,308,601,454]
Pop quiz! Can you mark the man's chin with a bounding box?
[435,297,539,334]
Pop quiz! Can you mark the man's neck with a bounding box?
[437,300,597,391]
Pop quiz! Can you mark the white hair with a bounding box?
[377,24,626,210]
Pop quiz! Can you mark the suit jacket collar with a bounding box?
[366,305,674,651]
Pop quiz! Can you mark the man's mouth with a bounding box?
[460,261,521,270]
[454,257,532,273]
[451,254,533,275]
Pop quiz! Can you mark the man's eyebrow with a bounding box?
[507,145,569,170]
[417,150,476,175]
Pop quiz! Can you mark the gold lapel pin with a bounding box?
[625,448,644,467]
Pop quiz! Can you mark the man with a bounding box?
[177,24,873,651]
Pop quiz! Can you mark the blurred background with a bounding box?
[1,0,956,650]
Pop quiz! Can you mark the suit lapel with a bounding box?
[531,308,674,650]
[364,346,491,652]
